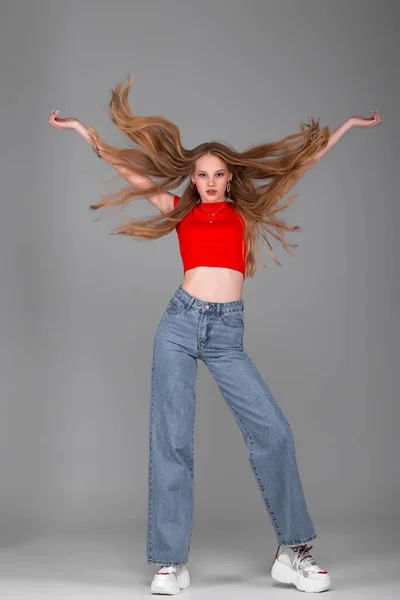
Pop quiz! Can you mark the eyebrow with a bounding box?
[197,169,225,173]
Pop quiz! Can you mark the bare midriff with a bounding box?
[181,266,244,302]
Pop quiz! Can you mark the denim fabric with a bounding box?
[147,285,316,566]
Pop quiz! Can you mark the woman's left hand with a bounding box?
[350,110,383,129]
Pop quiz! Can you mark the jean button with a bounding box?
[205,304,209,309]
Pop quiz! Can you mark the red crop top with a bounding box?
[173,195,246,277]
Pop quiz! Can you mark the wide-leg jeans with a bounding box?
[147,285,316,566]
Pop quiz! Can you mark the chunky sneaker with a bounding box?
[271,543,331,593]
[150,563,190,595]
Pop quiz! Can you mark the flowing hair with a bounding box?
[86,73,330,277]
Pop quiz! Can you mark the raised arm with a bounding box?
[48,111,175,214]
[305,111,383,168]
[284,111,383,193]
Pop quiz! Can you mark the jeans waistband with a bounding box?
[175,285,244,314]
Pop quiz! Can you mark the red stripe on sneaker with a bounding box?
[272,545,280,566]
[318,570,328,574]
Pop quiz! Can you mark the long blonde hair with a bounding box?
[87,74,330,277]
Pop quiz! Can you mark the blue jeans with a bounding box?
[147,285,316,566]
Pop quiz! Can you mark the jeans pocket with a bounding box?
[165,295,187,315]
[220,310,244,328]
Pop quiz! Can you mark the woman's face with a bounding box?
[191,154,232,203]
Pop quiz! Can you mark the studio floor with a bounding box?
[0,517,398,599]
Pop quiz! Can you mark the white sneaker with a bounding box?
[150,563,190,595]
[271,543,331,593]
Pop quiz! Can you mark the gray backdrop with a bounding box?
[0,0,398,595]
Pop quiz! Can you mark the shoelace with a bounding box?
[158,565,179,574]
[291,544,317,571]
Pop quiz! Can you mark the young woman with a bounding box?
[48,74,382,595]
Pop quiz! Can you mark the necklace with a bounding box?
[199,201,228,224]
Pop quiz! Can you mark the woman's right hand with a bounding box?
[48,110,81,131]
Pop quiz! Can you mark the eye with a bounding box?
[197,173,224,178]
